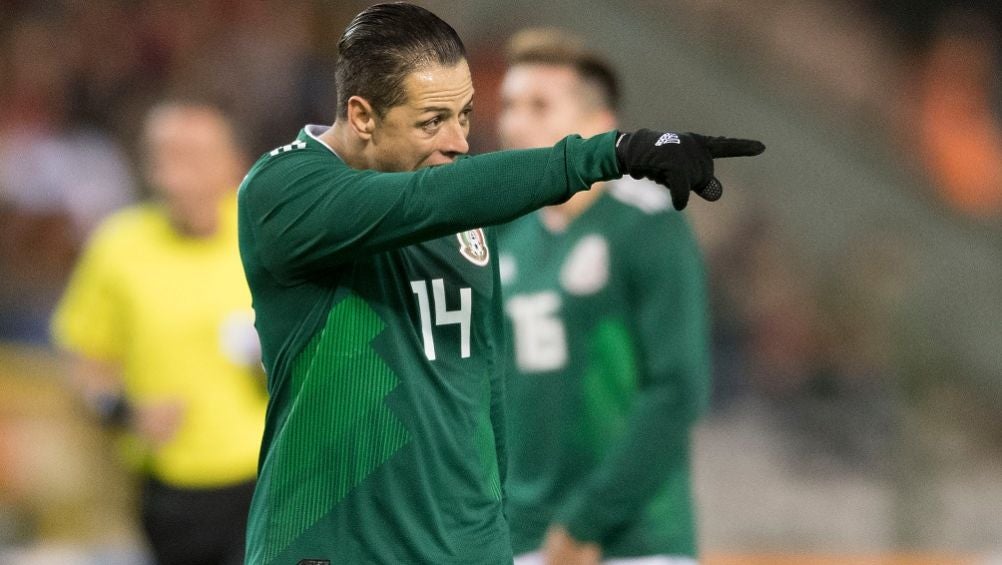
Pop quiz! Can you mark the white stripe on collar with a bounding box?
[304,124,341,159]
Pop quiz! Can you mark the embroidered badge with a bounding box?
[457,228,490,267]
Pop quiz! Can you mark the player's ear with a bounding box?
[346,96,377,140]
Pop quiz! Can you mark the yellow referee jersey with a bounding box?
[52,193,266,488]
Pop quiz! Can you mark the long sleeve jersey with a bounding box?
[237,125,620,564]
[498,178,711,558]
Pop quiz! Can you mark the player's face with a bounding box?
[370,60,474,172]
[499,64,607,150]
[144,107,241,227]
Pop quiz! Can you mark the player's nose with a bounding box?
[440,119,469,158]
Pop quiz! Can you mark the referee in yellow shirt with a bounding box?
[52,101,266,565]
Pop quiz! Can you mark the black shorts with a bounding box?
[140,477,255,565]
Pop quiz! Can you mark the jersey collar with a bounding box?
[302,124,343,161]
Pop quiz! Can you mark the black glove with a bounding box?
[615,129,765,210]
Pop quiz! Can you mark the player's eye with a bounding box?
[422,116,443,131]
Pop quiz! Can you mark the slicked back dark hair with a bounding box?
[335,2,467,119]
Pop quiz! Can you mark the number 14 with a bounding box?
[410,279,471,361]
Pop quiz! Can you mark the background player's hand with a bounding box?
[132,400,185,447]
[543,525,601,565]
[615,128,765,210]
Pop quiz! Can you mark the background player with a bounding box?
[497,29,711,565]
[51,101,266,565]
[238,3,762,563]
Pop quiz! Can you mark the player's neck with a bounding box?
[322,121,369,169]
[170,209,219,239]
[166,193,229,239]
[540,182,606,233]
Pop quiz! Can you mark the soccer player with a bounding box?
[52,101,267,565]
[496,30,710,565]
[237,4,763,564]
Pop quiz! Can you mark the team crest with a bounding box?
[457,228,490,267]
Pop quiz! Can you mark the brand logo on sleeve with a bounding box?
[457,228,490,267]
[655,133,680,146]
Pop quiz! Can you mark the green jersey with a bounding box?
[237,125,620,564]
[497,179,711,558]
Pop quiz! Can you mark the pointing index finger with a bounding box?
[703,136,766,159]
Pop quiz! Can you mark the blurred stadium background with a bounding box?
[1,1,1000,563]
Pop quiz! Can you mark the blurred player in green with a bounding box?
[497,30,712,565]
[238,4,761,564]
[52,101,266,565]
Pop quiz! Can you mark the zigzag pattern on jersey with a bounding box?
[263,294,410,563]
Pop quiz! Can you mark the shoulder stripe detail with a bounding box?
[269,141,307,157]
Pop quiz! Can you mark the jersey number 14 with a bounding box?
[410,279,471,361]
